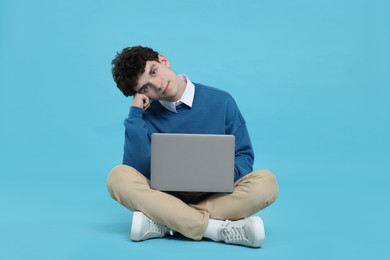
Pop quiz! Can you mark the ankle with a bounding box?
[204,219,224,241]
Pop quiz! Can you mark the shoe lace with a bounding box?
[219,220,247,242]
[139,218,168,240]
[147,218,167,234]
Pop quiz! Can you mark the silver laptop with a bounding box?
[150,133,235,193]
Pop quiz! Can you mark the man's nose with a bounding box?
[150,78,164,91]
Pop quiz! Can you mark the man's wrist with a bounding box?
[129,106,144,117]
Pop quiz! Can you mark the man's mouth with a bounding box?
[162,82,169,95]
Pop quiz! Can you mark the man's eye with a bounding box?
[141,85,149,93]
[152,68,158,76]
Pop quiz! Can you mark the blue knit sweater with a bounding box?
[123,83,254,181]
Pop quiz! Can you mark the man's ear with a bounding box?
[158,54,170,68]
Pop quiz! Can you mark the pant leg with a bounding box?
[195,169,279,221]
[106,164,209,240]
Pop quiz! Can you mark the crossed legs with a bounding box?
[107,164,278,240]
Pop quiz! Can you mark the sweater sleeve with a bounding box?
[122,106,151,179]
[233,123,255,180]
[225,97,254,181]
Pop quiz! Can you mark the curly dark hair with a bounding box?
[111,46,160,96]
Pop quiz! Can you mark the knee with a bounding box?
[107,165,124,199]
[107,165,126,191]
[259,169,278,190]
[106,164,139,199]
[106,164,149,199]
[253,169,279,207]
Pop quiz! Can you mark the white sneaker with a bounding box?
[217,217,265,248]
[130,211,170,241]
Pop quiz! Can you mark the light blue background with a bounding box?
[1,0,389,259]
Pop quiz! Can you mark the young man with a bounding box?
[107,46,278,248]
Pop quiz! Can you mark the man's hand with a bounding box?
[132,94,150,110]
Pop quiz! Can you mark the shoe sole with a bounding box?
[130,211,145,241]
[250,217,265,247]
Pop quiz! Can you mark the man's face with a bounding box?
[134,55,184,102]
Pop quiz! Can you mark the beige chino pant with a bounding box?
[107,164,278,240]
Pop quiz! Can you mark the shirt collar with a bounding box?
[159,74,195,113]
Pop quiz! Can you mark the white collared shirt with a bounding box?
[159,74,195,113]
